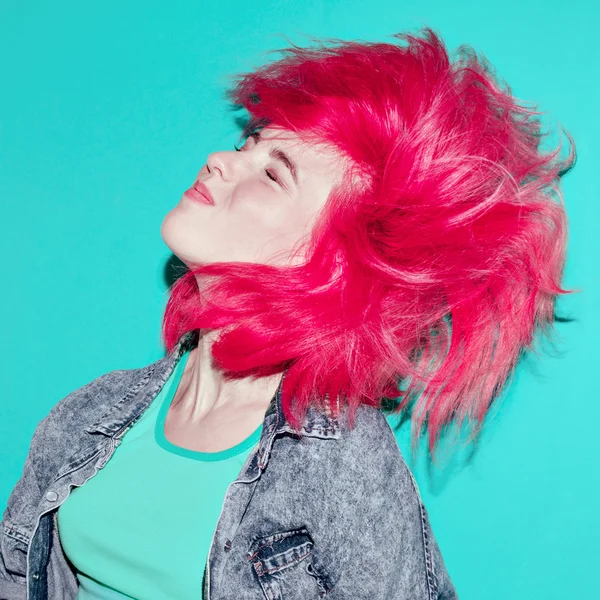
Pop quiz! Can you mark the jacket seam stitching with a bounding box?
[258,548,313,575]
[3,522,30,545]
[406,469,438,599]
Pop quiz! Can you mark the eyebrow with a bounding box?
[252,130,299,185]
[269,147,299,185]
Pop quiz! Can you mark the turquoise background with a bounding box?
[1,1,597,598]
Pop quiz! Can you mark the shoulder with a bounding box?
[332,405,431,557]
[36,360,158,434]
[316,402,425,517]
[342,402,401,448]
[336,403,416,486]
[306,405,457,598]
[1,356,164,535]
[24,355,166,484]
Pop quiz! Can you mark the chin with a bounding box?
[160,212,196,268]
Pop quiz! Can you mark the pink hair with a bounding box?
[162,27,577,451]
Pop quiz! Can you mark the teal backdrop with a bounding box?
[1,1,597,598]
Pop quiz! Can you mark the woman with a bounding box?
[1,27,574,600]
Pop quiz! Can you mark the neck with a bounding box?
[171,330,282,424]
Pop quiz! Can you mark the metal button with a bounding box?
[254,561,264,576]
[45,491,58,502]
[224,540,232,552]
[32,572,40,580]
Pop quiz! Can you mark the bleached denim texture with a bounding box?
[1,330,457,599]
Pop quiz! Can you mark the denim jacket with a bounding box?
[1,330,457,599]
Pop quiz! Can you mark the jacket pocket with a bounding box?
[247,527,329,599]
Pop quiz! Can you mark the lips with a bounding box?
[184,180,215,206]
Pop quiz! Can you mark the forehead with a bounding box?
[260,126,347,185]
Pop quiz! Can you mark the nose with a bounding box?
[205,150,242,182]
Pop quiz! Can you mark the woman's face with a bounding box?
[161,126,347,267]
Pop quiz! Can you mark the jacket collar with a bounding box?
[86,330,341,446]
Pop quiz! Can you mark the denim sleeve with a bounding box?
[0,565,27,600]
[1,428,43,599]
[1,523,29,599]
[326,410,458,599]
[424,511,459,600]
[0,368,132,600]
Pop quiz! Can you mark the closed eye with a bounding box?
[234,133,282,187]
[265,169,279,183]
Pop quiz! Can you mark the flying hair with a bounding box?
[162,27,577,453]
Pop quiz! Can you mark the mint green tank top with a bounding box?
[57,349,262,600]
